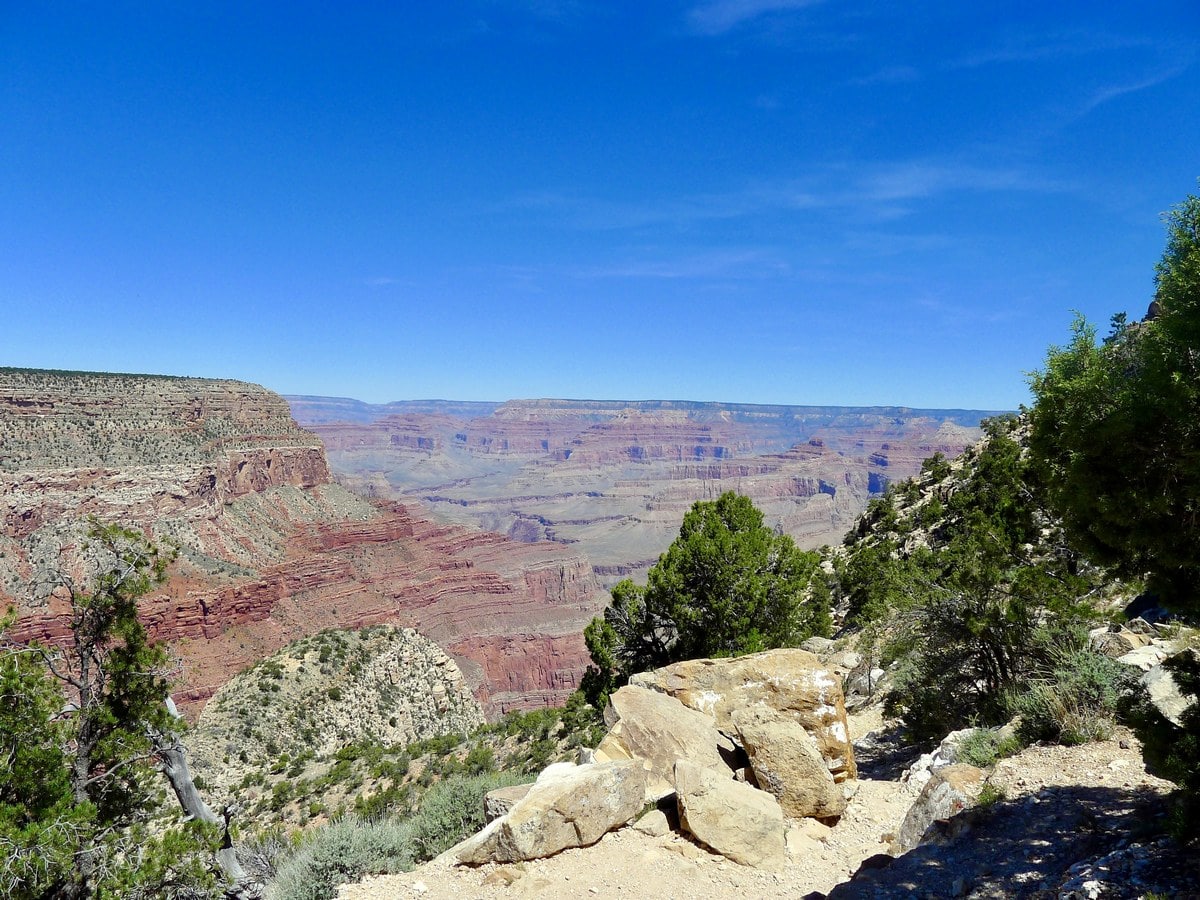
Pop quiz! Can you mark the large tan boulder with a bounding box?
[483,783,532,823]
[631,648,856,782]
[595,684,728,798]
[674,758,786,870]
[456,760,647,864]
[895,763,985,854]
[731,704,846,819]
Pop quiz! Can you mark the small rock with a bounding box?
[634,809,671,837]
[482,868,522,887]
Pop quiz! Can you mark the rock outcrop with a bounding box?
[595,684,728,799]
[461,649,857,872]
[0,369,609,717]
[455,760,647,864]
[630,649,857,785]
[186,625,486,794]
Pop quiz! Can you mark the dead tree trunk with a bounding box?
[152,730,261,900]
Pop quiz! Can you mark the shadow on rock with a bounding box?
[825,783,1198,899]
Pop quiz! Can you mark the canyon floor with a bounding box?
[337,724,1191,900]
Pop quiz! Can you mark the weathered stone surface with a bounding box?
[595,685,727,798]
[456,760,648,864]
[1117,643,1172,672]
[731,705,846,819]
[484,784,533,824]
[1141,648,1199,728]
[631,649,856,782]
[895,764,985,854]
[674,758,785,870]
[632,808,672,837]
[901,726,979,794]
[1089,626,1150,658]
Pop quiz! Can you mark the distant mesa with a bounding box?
[287,395,1004,585]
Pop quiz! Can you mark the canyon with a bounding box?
[0,370,607,717]
[288,396,1001,583]
[1,370,999,722]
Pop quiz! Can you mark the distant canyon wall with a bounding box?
[0,370,608,717]
[289,397,1002,583]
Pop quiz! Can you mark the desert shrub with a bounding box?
[238,826,296,884]
[1008,643,1137,746]
[406,771,530,862]
[268,817,415,900]
[463,743,495,776]
[976,783,1007,808]
[956,728,1022,769]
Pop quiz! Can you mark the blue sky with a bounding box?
[2,2,1197,408]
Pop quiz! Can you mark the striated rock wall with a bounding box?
[1,370,607,718]
[292,396,998,585]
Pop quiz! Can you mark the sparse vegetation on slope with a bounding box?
[831,416,1124,743]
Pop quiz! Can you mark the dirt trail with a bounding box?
[337,729,1181,900]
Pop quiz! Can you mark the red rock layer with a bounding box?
[1,372,608,719]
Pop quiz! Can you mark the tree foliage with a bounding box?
[836,417,1105,741]
[583,492,829,704]
[1028,192,1200,613]
[1028,190,1200,840]
[0,523,221,900]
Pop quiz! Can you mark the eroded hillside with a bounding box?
[0,369,608,717]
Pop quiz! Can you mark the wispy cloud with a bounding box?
[1077,61,1193,116]
[950,31,1154,68]
[503,160,1068,233]
[687,0,824,36]
[850,65,919,86]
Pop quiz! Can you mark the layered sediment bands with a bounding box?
[291,397,1000,584]
[1,371,607,718]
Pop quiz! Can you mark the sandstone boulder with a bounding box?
[456,760,647,864]
[674,759,786,870]
[1117,643,1172,671]
[631,648,856,782]
[595,684,728,798]
[895,764,985,854]
[1141,647,1199,728]
[731,705,845,819]
[1089,625,1150,659]
[483,783,532,824]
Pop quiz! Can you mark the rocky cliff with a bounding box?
[290,397,998,584]
[0,370,607,717]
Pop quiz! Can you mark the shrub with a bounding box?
[268,817,415,900]
[976,783,1006,808]
[406,771,530,862]
[956,728,1022,769]
[1008,643,1137,746]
